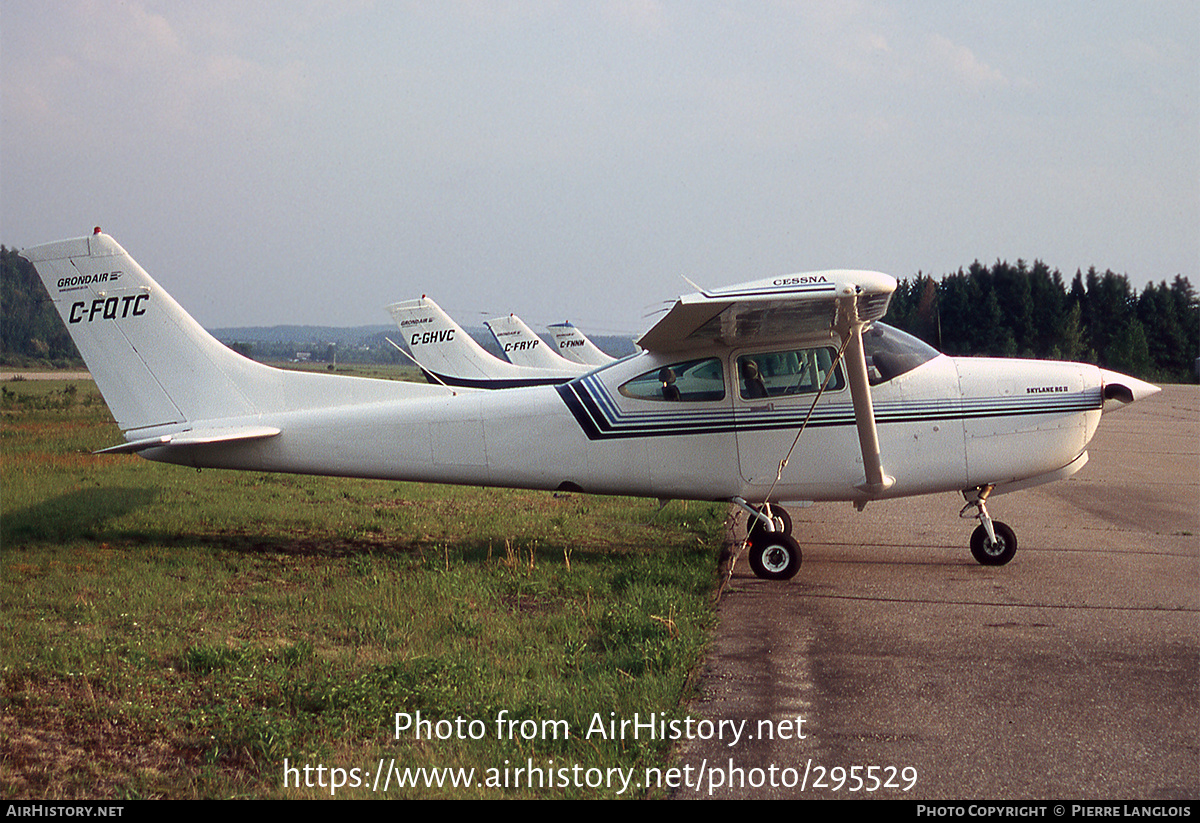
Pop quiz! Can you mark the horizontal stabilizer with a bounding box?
[95,426,281,454]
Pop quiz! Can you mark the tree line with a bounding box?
[883,260,1197,382]
[1,246,80,366]
[4,245,1197,381]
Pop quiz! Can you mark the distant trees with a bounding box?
[1,246,81,366]
[884,260,1198,383]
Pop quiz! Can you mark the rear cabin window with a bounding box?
[737,347,845,399]
[619,357,725,402]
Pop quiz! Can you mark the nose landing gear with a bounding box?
[961,485,1017,566]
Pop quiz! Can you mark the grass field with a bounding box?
[1,377,728,799]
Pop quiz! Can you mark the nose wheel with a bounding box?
[961,485,1017,566]
[969,521,1017,565]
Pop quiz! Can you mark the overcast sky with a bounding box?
[3,1,1196,334]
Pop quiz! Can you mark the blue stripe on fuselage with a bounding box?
[556,377,1103,442]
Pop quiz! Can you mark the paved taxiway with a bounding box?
[676,385,1198,799]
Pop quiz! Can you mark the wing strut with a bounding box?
[835,288,895,502]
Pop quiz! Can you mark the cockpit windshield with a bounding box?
[862,323,940,385]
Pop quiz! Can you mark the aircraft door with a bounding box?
[733,345,861,492]
[600,355,738,498]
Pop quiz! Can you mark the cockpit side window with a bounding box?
[862,322,940,385]
[619,357,725,402]
[737,347,845,399]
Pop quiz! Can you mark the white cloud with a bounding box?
[924,33,1009,92]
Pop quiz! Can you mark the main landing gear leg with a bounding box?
[960,485,1017,566]
[731,497,792,537]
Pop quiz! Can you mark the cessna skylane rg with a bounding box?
[23,230,1159,579]
[388,295,589,387]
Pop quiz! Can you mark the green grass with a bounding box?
[1,380,727,799]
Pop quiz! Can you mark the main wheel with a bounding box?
[747,533,802,580]
[970,521,1017,566]
[747,505,792,540]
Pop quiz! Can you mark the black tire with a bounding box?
[747,533,802,580]
[747,505,792,540]
[970,521,1017,566]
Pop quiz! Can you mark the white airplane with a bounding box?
[484,313,588,372]
[546,321,618,367]
[23,230,1159,580]
[387,295,587,388]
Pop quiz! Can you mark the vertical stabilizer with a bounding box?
[386,296,581,388]
[22,232,444,437]
[547,321,617,366]
[387,296,512,382]
[22,232,269,432]
[485,313,586,372]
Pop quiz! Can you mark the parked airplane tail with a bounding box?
[22,230,444,439]
[547,321,617,366]
[386,296,571,388]
[485,313,587,372]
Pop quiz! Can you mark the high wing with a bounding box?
[638,271,896,352]
[639,270,899,496]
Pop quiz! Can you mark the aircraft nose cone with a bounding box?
[1098,369,1161,405]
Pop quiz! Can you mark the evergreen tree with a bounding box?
[1053,302,1086,363]
[1105,318,1152,376]
[1,245,81,365]
[1029,261,1066,357]
[877,258,1193,381]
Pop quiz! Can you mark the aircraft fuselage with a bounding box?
[141,346,1107,506]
